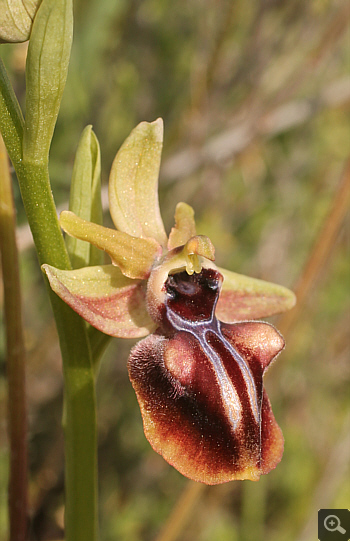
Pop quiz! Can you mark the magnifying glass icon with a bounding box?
[324,514,346,534]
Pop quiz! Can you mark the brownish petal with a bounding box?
[128,316,284,484]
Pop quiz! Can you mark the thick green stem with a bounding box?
[0,59,98,541]
[19,165,98,541]
[17,161,71,266]
[0,136,28,541]
[50,293,98,541]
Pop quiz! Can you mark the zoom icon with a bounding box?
[318,509,350,541]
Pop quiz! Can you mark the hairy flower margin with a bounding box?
[43,119,296,484]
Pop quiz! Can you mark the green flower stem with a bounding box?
[51,293,98,541]
[0,135,28,541]
[0,60,98,541]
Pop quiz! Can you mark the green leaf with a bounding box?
[215,267,296,322]
[108,118,167,247]
[23,0,73,163]
[67,125,103,268]
[42,264,156,338]
[0,0,41,43]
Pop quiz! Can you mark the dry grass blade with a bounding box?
[0,135,28,540]
[154,482,206,541]
[270,2,350,109]
[278,158,350,337]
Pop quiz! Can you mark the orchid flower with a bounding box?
[43,119,296,484]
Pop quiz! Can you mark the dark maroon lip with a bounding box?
[128,267,285,483]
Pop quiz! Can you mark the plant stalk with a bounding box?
[0,135,28,541]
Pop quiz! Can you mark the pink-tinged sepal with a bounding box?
[128,268,284,484]
[42,264,156,338]
[216,266,296,322]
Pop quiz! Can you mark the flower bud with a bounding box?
[0,0,41,43]
[23,0,73,163]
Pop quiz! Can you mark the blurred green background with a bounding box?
[0,0,349,540]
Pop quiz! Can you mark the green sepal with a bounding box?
[67,125,103,268]
[108,119,167,246]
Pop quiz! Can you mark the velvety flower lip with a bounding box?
[42,118,296,484]
[128,267,285,484]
